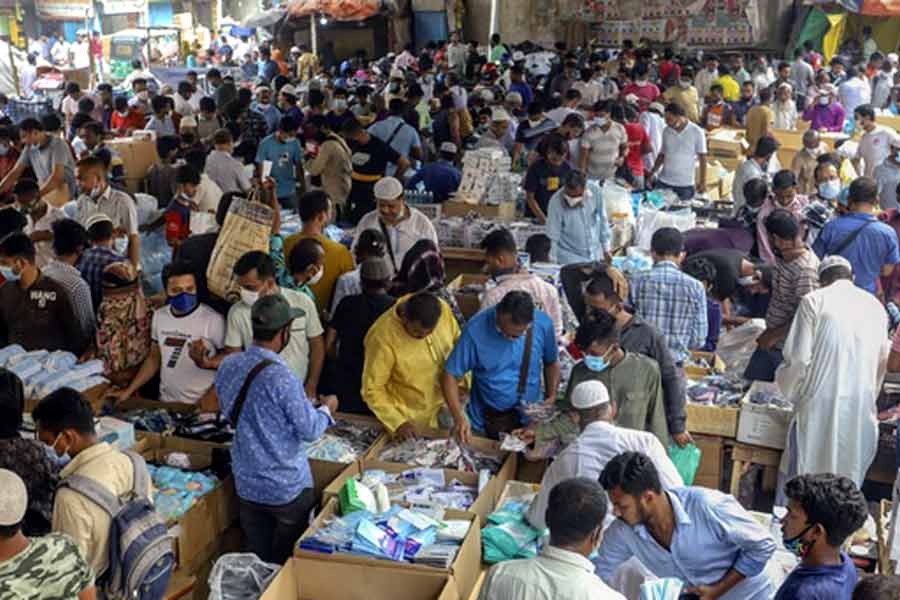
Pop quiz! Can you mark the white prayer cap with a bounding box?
[491,107,512,122]
[374,176,404,200]
[818,255,852,278]
[439,141,458,154]
[279,84,298,97]
[85,213,113,229]
[570,381,611,409]
[0,469,27,526]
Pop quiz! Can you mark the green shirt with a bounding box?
[0,533,94,599]
[563,353,669,444]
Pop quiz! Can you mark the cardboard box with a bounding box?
[514,458,548,484]
[261,556,459,600]
[692,434,725,490]
[105,136,160,193]
[308,412,386,500]
[684,351,726,380]
[447,274,489,320]
[443,248,487,282]
[466,570,487,600]
[296,497,481,600]
[25,383,110,414]
[736,382,792,450]
[495,480,540,508]
[706,129,749,160]
[442,200,517,221]
[877,113,900,132]
[686,403,740,438]
[696,161,721,190]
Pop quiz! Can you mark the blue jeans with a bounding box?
[656,181,695,201]
[744,347,784,382]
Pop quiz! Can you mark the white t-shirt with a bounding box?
[195,174,223,213]
[25,205,65,268]
[857,126,896,178]
[225,287,324,382]
[659,121,707,187]
[151,303,225,404]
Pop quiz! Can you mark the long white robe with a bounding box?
[775,279,889,486]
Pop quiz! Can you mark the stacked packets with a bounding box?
[0,345,107,398]
[351,468,479,512]
[305,419,382,463]
[378,437,503,474]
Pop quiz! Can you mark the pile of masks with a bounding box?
[611,247,653,277]
[481,495,543,564]
[378,437,503,474]
[0,345,107,398]
[342,468,479,513]
[685,374,748,408]
[148,464,219,522]
[456,148,513,204]
[299,502,471,569]
[305,418,382,463]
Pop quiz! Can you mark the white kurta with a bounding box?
[775,279,889,486]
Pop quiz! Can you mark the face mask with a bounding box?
[168,291,197,314]
[679,80,691,89]
[818,96,830,106]
[47,431,71,462]
[595,117,608,127]
[584,354,610,373]
[117,110,129,117]
[308,266,324,286]
[818,179,840,200]
[636,79,648,86]
[783,524,814,558]
[240,288,259,307]
[564,194,583,207]
[0,264,19,282]
[138,91,149,101]
[529,119,543,128]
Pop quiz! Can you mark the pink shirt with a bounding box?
[622,82,661,112]
[756,195,811,264]
[480,270,563,337]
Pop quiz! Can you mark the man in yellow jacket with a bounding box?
[362,291,461,438]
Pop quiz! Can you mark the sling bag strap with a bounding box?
[377,217,398,272]
[831,219,876,255]
[385,120,406,147]
[229,359,275,429]
[516,326,534,401]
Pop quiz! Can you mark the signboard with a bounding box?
[35,0,92,20]
[100,0,147,15]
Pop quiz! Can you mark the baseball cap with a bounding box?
[85,213,113,229]
[570,381,611,409]
[279,84,297,97]
[440,141,458,154]
[360,257,392,281]
[0,469,27,527]
[818,255,852,277]
[374,177,404,200]
[491,107,512,122]
[251,294,305,333]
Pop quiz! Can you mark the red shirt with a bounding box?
[90,38,103,58]
[621,82,661,112]
[659,61,682,85]
[624,122,650,176]
[111,109,146,135]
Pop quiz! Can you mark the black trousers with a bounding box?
[239,487,316,564]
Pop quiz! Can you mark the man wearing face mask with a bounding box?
[662,66,700,123]
[732,136,779,215]
[874,137,900,210]
[475,107,515,155]
[648,103,708,200]
[304,115,352,213]
[443,291,560,443]
[526,382,682,532]
[326,88,353,134]
[545,170,612,265]
[0,118,76,207]
[352,176,437,276]
[106,262,225,405]
[251,85,281,135]
[483,478,627,600]
[0,232,86,354]
[801,85,845,133]
[774,475,868,600]
[14,178,64,269]
[595,452,776,600]
[368,98,423,176]
[813,161,842,206]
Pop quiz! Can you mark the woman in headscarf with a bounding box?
[94,262,152,387]
[394,239,466,326]
[0,368,59,535]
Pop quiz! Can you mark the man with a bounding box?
[73,156,140,267]
[875,136,900,210]
[352,176,438,276]
[368,98,422,177]
[731,81,757,127]
[251,85,280,134]
[838,67,871,116]
[513,101,559,167]
[854,104,897,178]
[295,44,318,82]
[479,228,563,337]
[0,118,75,206]
[747,210,819,381]
[206,129,251,196]
[713,64,741,103]
[662,67,700,124]
[547,89,582,126]
[446,31,467,78]
[630,227,708,364]
[78,214,125,310]
[776,256,888,489]
[733,136,779,214]
[406,141,461,203]
[106,262,225,405]
[862,26,878,62]
[621,63,660,112]
[0,469,96,600]
[549,60,578,100]
[527,381,682,531]
[362,291,460,438]
[482,478,626,600]
[648,103,708,201]
[744,87,776,156]
[443,291,559,442]
[304,114,353,213]
[790,50,816,111]
[256,116,304,210]
[341,117,408,224]
[0,232,86,354]
[579,100,627,182]
[223,251,323,396]
[172,80,195,118]
[802,85,845,133]
[546,170,612,266]
[701,84,734,131]
[775,474,868,599]
[694,55,720,101]
[44,219,94,341]
[792,130,827,196]
[213,294,336,564]
[33,387,153,578]
[757,170,810,265]
[14,178,64,269]
[508,65,534,107]
[813,176,900,294]
[525,134,573,223]
[477,107,515,155]
[595,452,777,600]
[284,190,354,314]
[77,122,125,186]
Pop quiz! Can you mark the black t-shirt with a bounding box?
[684,248,747,301]
[350,135,401,179]
[524,159,572,218]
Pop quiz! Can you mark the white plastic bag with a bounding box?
[716,318,766,375]
[602,180,635,223]
[634,206,696,251]
[208,553,281,600]
[639,577,685,600]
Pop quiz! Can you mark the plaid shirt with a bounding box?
[630,261,708,363]
[78,246,126,311]
[43,261,95,339]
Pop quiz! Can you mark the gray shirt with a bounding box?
[205,150,251,195]
[20,135,76,196]
[789,59,815,96]
[75,186,139,237]
[875,160,900,210]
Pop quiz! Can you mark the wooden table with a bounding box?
[728,442,782,498]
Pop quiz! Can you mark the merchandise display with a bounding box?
[455,148,514,204]
[305,418,381,463]
[340,468,479,512]
[378,437,504,473]
[481,490,543,564]
[685,374,749,407]
[0,344,107,397]
[147,464,219,522]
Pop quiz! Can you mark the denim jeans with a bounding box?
[239,487,316,564]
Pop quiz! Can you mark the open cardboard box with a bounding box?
[442,199,517,221]
[684,350,726,380]
[495,480,540,509]
[261,556,459,600]
[308,412,386,500]
[322,459,497,523]
[105,136,160,194]
[25,383,110,414]
[447,274,489,320]
[295,497,481,600]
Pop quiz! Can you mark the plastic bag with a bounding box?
[603,180,636,223]
[208,553,281,600]
[634,206,696,251]
[640,577,685,600]
[716,318,766,374]
[668,443,702,486]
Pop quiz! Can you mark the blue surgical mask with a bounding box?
[0,265,19,282]
[0,144,8,156]
[168,291,197,314]
[584,354,610,373]
[818,179,841,200]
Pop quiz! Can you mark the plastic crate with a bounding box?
[7,98,55,124]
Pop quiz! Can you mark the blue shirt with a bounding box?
[509,81,534,106]
[774,553,857,600]
[368,116,422,176]
[406,160,461,202]
[812,212,900,293]
[630,261,709,363]
[252,102,282,134]
[445,306,558,433]
[595,487,776,600]
[546,180,612,265]
[255,134,303,200]
[215,345,333,505]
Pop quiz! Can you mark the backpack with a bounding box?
[60,451,175,600]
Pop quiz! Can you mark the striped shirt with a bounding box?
[43,260,95,340]
[630,261,708,363]
[766,250,820,337]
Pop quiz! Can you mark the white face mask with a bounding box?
[564,194,583,207]
[679,80,691,89]
[308,266,324,286]
[818,96,830,106]
[529,118,543,128]
[595,116,608,127]
[240,288,260,307]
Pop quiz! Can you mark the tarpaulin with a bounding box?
[806,0,900,14]
[822,12,847,61]
[286,0,384,21]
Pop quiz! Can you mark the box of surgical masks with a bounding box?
[96,416,136,451]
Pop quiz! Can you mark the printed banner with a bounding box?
[100,0,147,15]
[35,0,92,20]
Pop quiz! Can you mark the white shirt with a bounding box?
[694,68,718,100]
[225,287,324,382]
[352,207,438,276]
[773,101,798,130]
[75,185,139,237]
[25,205,65,269]
[839,77,871,115]
[151,303,225,404]
[731,158,766,212]
[481,546,626,600]
[659,121,707,187]
[547,106,579,126]
[195,173,224,213]
[329,267,361,317]
[639,111,665,171]
[526,420,683,531]
[857,125,896,178]
[172,94,195,117]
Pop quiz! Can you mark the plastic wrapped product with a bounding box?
[208,553,281,600]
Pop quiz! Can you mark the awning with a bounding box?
[241,8,286,28]
[35,0,92,20]
[285,0,384,21]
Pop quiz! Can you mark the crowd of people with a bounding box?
[1,24,900,600]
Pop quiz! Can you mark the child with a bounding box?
[145,135,180,209]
